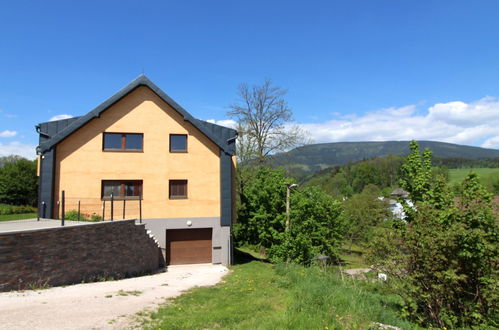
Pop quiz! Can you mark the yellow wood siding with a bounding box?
[53,86,221,219]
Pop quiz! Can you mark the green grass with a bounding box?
[448,168,499,184]
[0,203,38,222]
[339,243,370,269]
[142,250,417,329]
[0,213,38,222]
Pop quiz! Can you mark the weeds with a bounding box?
[25,280,51,291]
[117,290,142,297]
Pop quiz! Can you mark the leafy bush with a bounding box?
[369,141,499,328]
[64,210,102,222]
[267,186,346,264]
[342,184,391,245]
[234,167,288,248]
[90,214,102,222]
[64,210,80,220]
[0,204,37,215]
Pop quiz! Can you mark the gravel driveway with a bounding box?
[0,264,228,329]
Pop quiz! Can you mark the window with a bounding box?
[102,180,142,200]
[169,180,187,199]
[103,133,143,151]
[170,134,187,152]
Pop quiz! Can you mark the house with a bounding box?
[378,188,413,220]
[35,75,237,266]
[390,188,409,199]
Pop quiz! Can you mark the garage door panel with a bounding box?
[166,228,212,265]
[171,240,211,249]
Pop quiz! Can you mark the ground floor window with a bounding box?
[102,180,142,200]
[169,180,188,199]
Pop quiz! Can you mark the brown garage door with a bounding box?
[166,228,212,265]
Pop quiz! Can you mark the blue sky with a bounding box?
[1,0,499,159]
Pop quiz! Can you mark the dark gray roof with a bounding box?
[391,188,409,197]
[36,75,237,155]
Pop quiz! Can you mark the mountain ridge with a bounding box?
[270,140,499,177]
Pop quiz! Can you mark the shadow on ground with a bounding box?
[233,248,270,265]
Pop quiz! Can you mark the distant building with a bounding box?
[379,188,413,220]
[390,188,409,199]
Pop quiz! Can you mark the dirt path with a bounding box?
[0,264,228,330]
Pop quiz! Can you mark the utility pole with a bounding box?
[285,183,298,232]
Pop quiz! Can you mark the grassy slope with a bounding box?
[142,250,417,330]
[448,168,499,184]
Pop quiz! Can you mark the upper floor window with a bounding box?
[103,133,143,151]
[170,134,187,152]
[102,180,142,200]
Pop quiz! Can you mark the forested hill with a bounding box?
[270,141,499,176]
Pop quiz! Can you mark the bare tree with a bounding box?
[228,79,308,163]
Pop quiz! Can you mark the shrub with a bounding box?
[369,141,498,328]
[0,204,37,215]
[64,210,102,222]
[267,186,346,264]
[64,210,80,220]
[342,185,390,246]
[90,214,102,222]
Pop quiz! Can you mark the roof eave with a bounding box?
[38,75,237,155]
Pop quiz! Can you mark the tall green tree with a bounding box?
[233,167,289,248]
[0,158,38,206]
[234,167,347,264]
[399,140,433,203]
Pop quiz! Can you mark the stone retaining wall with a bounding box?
[0,220,165,291]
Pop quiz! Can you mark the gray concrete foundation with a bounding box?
[139,217,231,265]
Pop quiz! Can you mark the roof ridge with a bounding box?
[38,77,237,155]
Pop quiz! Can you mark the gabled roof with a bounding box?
[36,75,237,155]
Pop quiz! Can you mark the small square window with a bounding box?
[169,180,187,199]
[170,134,187,152]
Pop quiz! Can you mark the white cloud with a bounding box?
[0,130,17,138]
[427,97,499,127]
[49,114,73,121]
[0,141,37,160]
[299,97,499,149]
[206,119,237,129]
[482,135,499,149]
